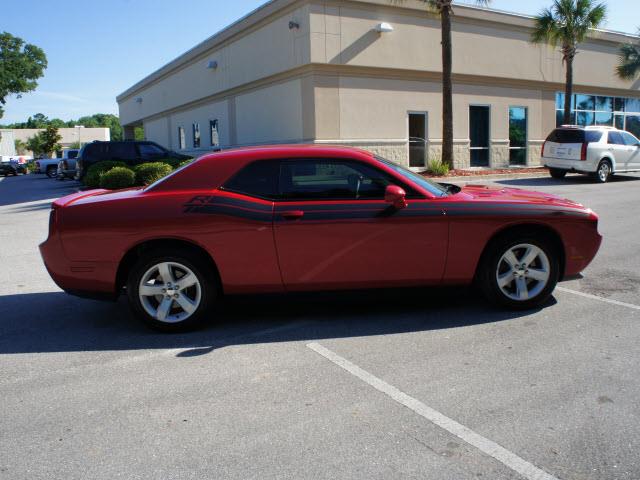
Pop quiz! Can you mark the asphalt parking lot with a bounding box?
[1,172,639,480]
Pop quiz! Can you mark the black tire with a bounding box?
[46,166,57,178]
[126,248,218,332]
[593,160,612,183]
[549,168,567,179]
[478,231,559,310]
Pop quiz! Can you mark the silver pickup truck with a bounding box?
[35,149,79,178]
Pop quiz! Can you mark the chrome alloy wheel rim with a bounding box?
[139,262,201,323]
[496,243,550,301]
[598,163,610,182]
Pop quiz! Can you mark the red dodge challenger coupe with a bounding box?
[40,145,602,330]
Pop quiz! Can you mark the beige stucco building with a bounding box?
[117,0,640,169]
[8,127,110,157]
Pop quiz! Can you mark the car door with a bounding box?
[620,131,640,169]
[607,131,630,170]
[272,158,449,291]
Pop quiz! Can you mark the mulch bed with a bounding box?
[421,167,547,178]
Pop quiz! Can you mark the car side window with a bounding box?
[620,131,640,146]
[109,143,137,161]
[608,132,625,145]
[279,159,398,201]
[222,160,280,200]
[138,143,167,160]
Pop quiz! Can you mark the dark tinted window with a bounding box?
[84,143,109,161]
[546,129,602,143]
[67,150,78,159]
[109,143,137,160]
[138,143,167,160]
[279,160,396,200]
[607,132,625,145]
[223,161,280,199]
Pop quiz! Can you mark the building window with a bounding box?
[210,119,219,147]
[469,105,490,167]
[178,127,185,150]
[193,123,201,148]
[408,112,428,168]
[556,93,640,137]
[509,106,527,166]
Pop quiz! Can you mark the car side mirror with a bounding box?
[384,185,407,209]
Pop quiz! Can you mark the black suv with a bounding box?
[75,141,191,179]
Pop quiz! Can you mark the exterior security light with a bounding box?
[289,20,300,30]
[135,97,143,104]
[207,60,218,69]
[375,22,394,33]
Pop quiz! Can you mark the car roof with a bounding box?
[556,125,618,131]
[200,144,375,158]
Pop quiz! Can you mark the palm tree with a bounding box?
[616,29,640,80]
[413,0,491,167]
[531,0,607,125]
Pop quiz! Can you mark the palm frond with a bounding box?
[617,42,640,80]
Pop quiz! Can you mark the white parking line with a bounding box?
[557,286,640,311]
[307,342,561,480]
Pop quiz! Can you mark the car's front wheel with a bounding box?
[479,233,559,309]
[127,249,217,331]
[46,166,57,178]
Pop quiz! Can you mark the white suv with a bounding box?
[542,126,640,183]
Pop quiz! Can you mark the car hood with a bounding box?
[459,184,586,210]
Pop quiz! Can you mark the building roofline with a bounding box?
[116,0,295,102]
[117,0,639,102]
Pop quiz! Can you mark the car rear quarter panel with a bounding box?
[58,189,283,294]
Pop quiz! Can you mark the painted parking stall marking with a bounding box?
[307,342,561,480]
[557,286,640,311]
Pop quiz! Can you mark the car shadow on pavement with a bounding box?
[0,175,80,207]
[495,173,640,188]
[0,288,556,356]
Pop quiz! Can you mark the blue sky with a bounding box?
[1,0,637,124]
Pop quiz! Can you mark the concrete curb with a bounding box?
[434,171,554,184]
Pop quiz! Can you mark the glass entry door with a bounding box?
[408,112,428,168]
[509,106,527,165]
[469,106,490,167]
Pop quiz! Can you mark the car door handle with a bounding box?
[281,210,304,220]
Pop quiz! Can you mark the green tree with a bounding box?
[38,125,62,156]
[14,138,27,154]
[531,0,607,125]
[0,32,47,119]
[25,134,44,156]
[397,1,490,168]
[25,113,49,128]
[616,29,640,80]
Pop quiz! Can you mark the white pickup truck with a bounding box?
[35,149,79,178]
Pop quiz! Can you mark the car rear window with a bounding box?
[223,161,280,199]
[546,129,603,143]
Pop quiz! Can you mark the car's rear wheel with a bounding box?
[549,168,567,179]
[127,249,217,331]
[479,233,559,309]
[46,166,57,178]
[594,160,612,183]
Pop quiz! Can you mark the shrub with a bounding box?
[84,161,127,188]
[177,158,194,169]
[133,162,174,186]
[99,167,135,190]
[426,157,450,177]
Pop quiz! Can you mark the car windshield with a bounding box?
[375,155,449,197]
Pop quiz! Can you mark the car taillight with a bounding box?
[580,142,588,161]
[62,160,68,169]
[541,141,546,157]
[36,161,40,169]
